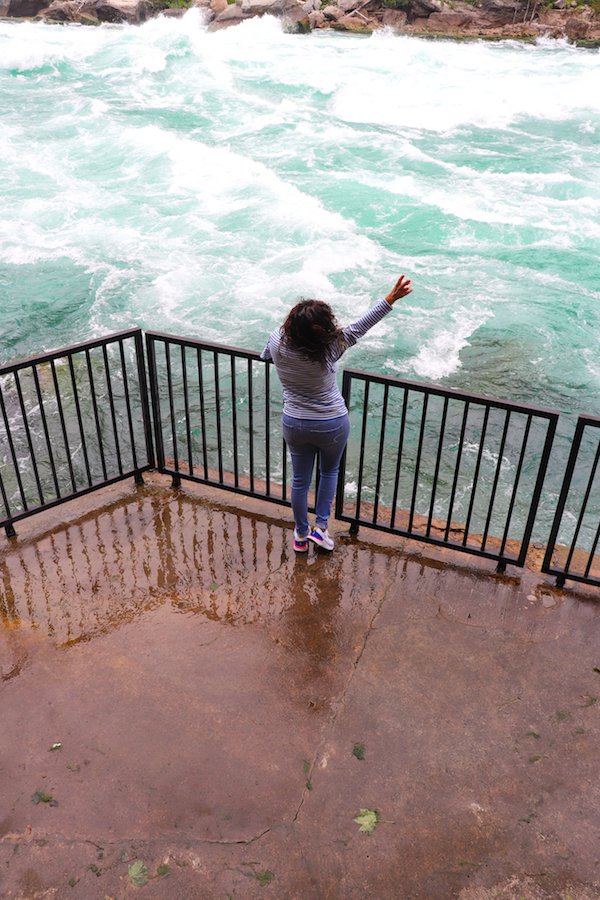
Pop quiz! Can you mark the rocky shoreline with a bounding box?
[2,0,600,46]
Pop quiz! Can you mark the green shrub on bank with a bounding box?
[151,0,191,9]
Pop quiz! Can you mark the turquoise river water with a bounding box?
[1,16,600,543]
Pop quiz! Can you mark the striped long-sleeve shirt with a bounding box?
[260,298,393,419]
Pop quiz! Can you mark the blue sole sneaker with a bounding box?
[307,527,334,551]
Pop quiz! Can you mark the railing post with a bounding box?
[135,329,155,474]
[145,334,165,473]
[335,369,352,525]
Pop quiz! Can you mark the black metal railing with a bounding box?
[145,331,297,508]
[3,328,600,589]
[542,415,600,588]
[336,369,558,572]
[0,329,154,537]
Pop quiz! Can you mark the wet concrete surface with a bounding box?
[1,474,600,900]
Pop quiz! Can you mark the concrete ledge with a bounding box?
[1,475,600,898]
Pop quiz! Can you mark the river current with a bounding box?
[1,16,600,540]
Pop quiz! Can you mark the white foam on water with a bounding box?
[122,123,355,238]
[392,306,493,381]
[330,32,600,131]
[0,35,62,72]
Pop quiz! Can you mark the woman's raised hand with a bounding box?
[385,275,413,306]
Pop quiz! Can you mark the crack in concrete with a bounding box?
[0,826,273,852]
[292,554,401,823]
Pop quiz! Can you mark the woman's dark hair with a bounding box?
[282,299,342,365]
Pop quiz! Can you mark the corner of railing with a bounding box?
[144,332,164,473]
[134,330,155,475]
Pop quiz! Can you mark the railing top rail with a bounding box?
[145,330,263,362]
[0,328,144,376]
[343,367,560,421]
[574,414,600,428]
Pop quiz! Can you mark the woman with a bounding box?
[261,274,413,553]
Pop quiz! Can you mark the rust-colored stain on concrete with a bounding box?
[1,474,599,899]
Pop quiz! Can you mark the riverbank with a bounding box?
[2,0,600,46]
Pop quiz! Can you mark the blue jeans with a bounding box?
[282,412,350,536]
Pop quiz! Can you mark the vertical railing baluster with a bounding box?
[517,414,557,568]
[444,401,469,542]
[85,349,108,482]
[248,358,254,494]
[165,342,179,485]
[390,387,408,531]
[498,414,532,558]
[32,364,60,498]
[561,437,600,577]
[102,345,123,476]
[214,352,223,483]
[427,396,449,538]
[182,345,193,478]
[373,383,389,526]
[542,417,586,584]
[146,335,165,472]
[231,355,239,488]
[14,370,44,504]
[480,409,511,552]
[50,360,76,493]
[68,354,92,487]
[197,348,208,479]
[0,379,28,511]
[408,393,428,533]
[265,362,271,497]
[119,339,139,472]
[463,405,490,547]
[354,379,370,523]
[134,330,154,473]
[335,368,352,523]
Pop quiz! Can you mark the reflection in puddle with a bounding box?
[0,486,387,662]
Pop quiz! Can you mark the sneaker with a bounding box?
[308,526,334,552]
[294,530,309,553]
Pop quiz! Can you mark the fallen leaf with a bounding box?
[128,860,149,887]
[354,808,378,834]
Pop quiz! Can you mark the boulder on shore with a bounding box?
[7,0,49,16]
[37,0,98,19]
[381,7,406,26]
[95,0,146,21]
[425,9,475,29]
[214,2,252,22]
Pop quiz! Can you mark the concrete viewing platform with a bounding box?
[1,474,600,900]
